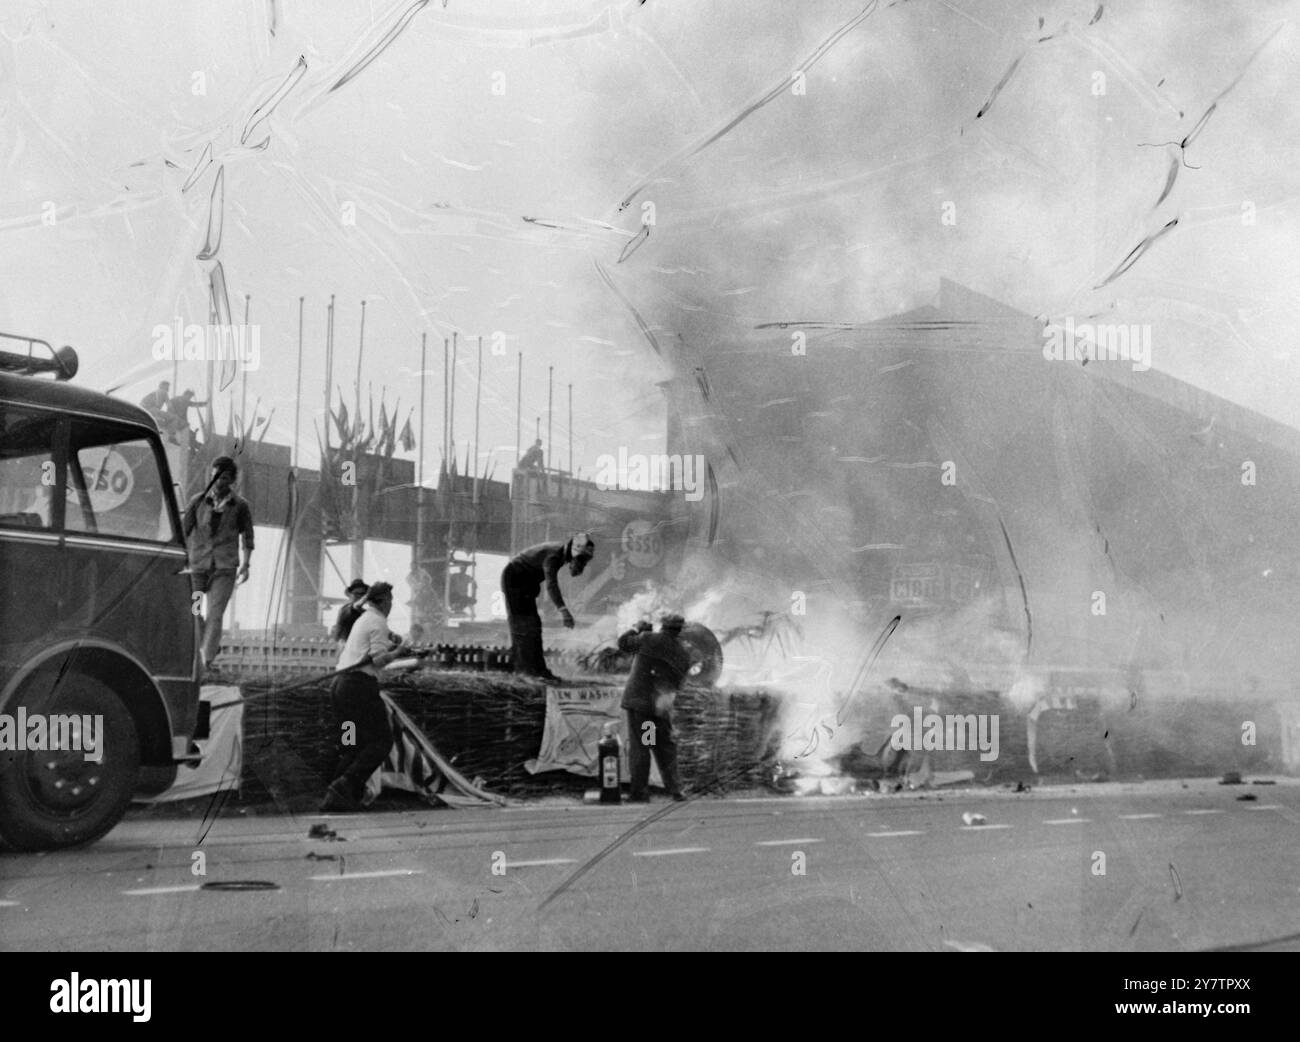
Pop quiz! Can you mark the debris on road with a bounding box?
[962,811,987,826]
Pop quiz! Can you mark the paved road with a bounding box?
[2,779,1297,951]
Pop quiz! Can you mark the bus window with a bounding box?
[0,405,58,529]
[65,422,174,543]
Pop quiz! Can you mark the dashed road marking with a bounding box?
[866,830,923,838]
[755,838,824,846]
[632,847,711,857]
[944,939,997,952]
[1043,818,1090,825]
[309,869,425,881]
[124,884,202,896]
[503,858,578,868]
[1118,813,1162,820]
[1246,804,1281,811]
[960,823,1012,831]
[1184,809,1224,815]
[0,900,21,907]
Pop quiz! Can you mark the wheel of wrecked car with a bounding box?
[0,674,140,852]
[679,622,724,687]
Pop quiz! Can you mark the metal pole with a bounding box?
[442,337,449,476]
[449,331,458,469]
[417,332,427,571]
[325,295,335,453]
[351,298,366,587]
[293,296,304,469]
[355,299,366,434]
[568,382,573,476]
[205,293,215,444]
[473,336,483,502]
[515,351,522,464]
[547,365,553,472]
[240,294,250,436]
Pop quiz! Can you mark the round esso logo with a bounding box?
[79,448,135,512]
[621,520,663,568]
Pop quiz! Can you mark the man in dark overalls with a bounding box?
[618,614,691,802]
[500,533,594,682]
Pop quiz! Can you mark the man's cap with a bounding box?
[346,578,369,595]
[211,455,237,477]
[571,532,595,558]
[365,581,394,602]
[661,613,686,631]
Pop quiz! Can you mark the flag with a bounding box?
[363,691,505,806]
[399,411,415,452]
[209,263,239,392]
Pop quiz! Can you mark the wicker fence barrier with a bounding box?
[235,668,782,806]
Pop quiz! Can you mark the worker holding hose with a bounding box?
[320,582,412,812]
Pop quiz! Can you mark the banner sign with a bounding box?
[526,685,661,786]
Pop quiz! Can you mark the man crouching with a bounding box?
[618,614,691,802]
[321,582,412,812]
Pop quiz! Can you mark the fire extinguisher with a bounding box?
[598,721,621,804]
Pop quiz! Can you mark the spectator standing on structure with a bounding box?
[618,614,691,802]
[140,380,170,417]
[332,578,369,643]
[518,438,544,469]
[322,582,411,812]
[183,456,254,673]
[162,388,207,445]
[500,533,594,682]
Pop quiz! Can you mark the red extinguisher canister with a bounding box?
[598,721,622,804]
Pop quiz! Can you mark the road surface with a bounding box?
[2,778,1297,951]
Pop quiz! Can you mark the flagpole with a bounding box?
[325,295,335,456]
[240,294,250,437]
[417,332,426,572]
[515,351,522,465]
[293,296,304,470]
[355,300,366,434]
[473,336,483,504]
[442,336,449,477]
[547,365,553,472]
[205,293,215,443]
[568,382,573,477]
[449,331,458,467]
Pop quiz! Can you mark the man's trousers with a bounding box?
[192,569,236,666]
[501,563,549,676]
[625,708,682,798]
[328,672,393,803]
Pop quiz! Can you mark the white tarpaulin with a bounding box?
[526,685,661,787]
[135,684,242,803]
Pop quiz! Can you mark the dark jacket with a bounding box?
[618,627,691,714]
[183,492,254,573]
[332,601,364,642]
[505,541,569,610]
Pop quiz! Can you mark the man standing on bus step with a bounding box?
[500,533,594,682]
[183,456,254,674]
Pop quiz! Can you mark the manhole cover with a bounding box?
[200,880,281,892]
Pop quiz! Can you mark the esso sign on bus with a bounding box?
[79,448,135,513]
[621,520,663,569]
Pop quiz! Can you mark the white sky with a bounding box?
[2,0,1297,478]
